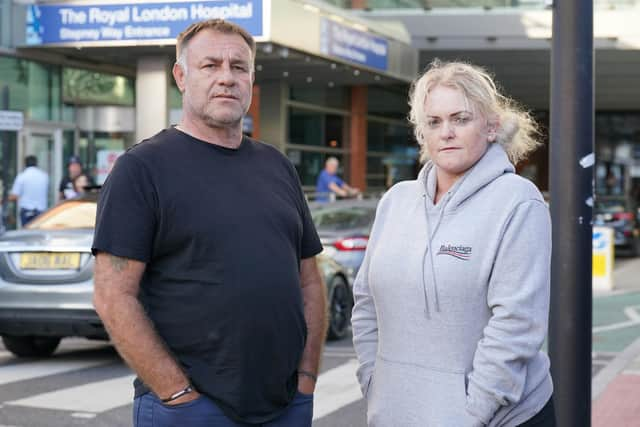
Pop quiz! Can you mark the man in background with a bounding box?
[59,155,84,200]
[9,155,48,226]
[315,156,360,202]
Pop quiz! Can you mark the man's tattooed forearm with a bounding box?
[109,255,129,272]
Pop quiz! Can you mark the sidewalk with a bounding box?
[592,257,640,426]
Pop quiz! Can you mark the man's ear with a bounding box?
[172,62,186,93]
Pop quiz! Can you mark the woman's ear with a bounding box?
[487,116,499,142]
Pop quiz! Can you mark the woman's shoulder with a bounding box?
[490,173,546,205]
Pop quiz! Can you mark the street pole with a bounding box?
[548,0,593,426]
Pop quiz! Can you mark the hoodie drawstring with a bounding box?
[421,193,449,318]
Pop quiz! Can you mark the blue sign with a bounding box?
[26,0,263,45]
[319,18,388,71]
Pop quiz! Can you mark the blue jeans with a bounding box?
[133,391,313,427]
[20,208,41,226]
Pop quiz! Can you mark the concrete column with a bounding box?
[136,56,171,143]
[258,82,287,151]
[350,86,367,191]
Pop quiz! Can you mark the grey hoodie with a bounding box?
[352,144,553,427]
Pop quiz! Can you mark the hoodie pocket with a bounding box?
[368,357,473,426]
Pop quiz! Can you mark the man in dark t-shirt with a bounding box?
[92,19,327,427]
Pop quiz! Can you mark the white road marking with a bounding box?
[313,358,362,420]
[71,413,97,419]
[1,357,363,420]
[5,374,136,413]
[593,305,640,333]
[0,359,111,386]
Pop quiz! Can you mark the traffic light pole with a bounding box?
[548,0,594,426]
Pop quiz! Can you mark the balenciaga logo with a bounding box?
[437,244,472,260]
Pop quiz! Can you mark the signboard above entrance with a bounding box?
[320,18,388,72]
[25,0,265,46]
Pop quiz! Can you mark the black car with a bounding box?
[594,195,640,256]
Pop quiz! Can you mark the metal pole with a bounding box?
[548,0,593,426]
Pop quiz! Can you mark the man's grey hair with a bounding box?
[175,19,256,77]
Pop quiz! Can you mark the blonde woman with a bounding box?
[352,60,554,426]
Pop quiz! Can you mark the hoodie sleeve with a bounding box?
[351,193,391,398]
[465,199,552,425]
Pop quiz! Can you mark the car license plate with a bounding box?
[19,252,81,270]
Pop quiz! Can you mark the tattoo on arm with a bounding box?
[109,255,129,272]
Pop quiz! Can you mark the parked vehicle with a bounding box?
[594,195,640,256]
[0,194,353,358]
[309,198,378,277]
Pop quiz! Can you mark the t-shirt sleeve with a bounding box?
[92,153,157,263]
[288,162,322,259]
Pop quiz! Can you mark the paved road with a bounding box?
[1,259,639,426]
[0,336,366,427]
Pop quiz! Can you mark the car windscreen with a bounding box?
[595,199,627,214]
[311,206,375,231]
[26,201,97,230]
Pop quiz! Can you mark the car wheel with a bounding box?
[327,275,353,341]
[2,335,61,358]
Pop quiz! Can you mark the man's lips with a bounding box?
[439,147,461,152]
[213,94,238,100]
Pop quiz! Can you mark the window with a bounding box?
[63,68,134,106]
[0,57,62,121]
[288,107,346,149]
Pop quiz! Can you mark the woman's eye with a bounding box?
[427,120,439,128]
[455,116,471,124]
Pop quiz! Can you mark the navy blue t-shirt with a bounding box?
[92,128,322,423]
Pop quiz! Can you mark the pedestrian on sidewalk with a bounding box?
[351,60,555,426]
[92,19,326,427]
[9,155,49,226]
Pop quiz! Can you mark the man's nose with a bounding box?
[217,63,235,85]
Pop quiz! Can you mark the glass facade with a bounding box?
[63,68,134,106]
[366,86,416,190]
[595,113,640,200]
[361,0,635,10]
[0,57,62,121]
[286,87,351,189]
[0,0,11,47]
[0,131,18,230]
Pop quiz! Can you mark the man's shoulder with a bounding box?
[246,138,293,167]
[123,128,184,166]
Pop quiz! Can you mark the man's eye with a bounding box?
[233,65,248,71]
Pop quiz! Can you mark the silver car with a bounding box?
[0,194,353,358]
[309,199,378,278]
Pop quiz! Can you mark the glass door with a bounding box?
[0,130,18,230]
[20,127,63,211]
